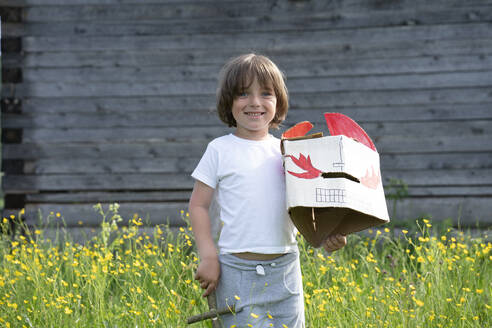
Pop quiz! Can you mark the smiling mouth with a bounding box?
[245,112,265,117]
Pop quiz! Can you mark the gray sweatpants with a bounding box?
[215,251,305,328]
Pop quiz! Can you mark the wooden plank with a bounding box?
[288,87,492,109]
[2,111,223,128]
[405,186,492,197]
[8,110,492,138]
[24,3,272,22]
[21,0,263,4]
[17,7,492,36]
[2,142,209,159]
[18,0,492,7]
[286,104,492,123]
[287,71,492,93]
[21,152,492,175]
[9,71,492,97]
[21,38,492,68]
[21,54,492,82]
[22,23,492,52]
[363,120,492,138]
[6,80,215,98]
[20,127,231,143]
[382,169,492,186]
[387,197,492,225]
[0,0,26,5]
[4,168,492,193]
[26,191,192,203]
[22,95,216,113]
[19,93,492,117]
[24,158,200,174]
[380,153,492,171]
[21,2,492,23]
[3,173,195,192]
[376,135,492,154]
[23,65,221,83]
[4,104,492,129]
[23,186,492,203]
[12,120,492,143]
[24,202,189,227]
[3,134,492,160]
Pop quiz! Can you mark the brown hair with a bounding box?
[216,53,289,129]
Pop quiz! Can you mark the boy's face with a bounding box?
[231,77,277,140]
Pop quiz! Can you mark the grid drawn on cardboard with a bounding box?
[316,188,346,203]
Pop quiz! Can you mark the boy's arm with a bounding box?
[188,180,220,297]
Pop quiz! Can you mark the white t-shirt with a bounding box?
[192,134,298,254]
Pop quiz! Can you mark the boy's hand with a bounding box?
[322,234,347,253]
[194,256,220,297]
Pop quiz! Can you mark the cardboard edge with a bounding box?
[281,132,324,155]
[288,206,389,248]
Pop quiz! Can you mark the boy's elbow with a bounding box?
[188,197,209,218]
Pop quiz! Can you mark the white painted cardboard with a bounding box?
[282,135,390,247]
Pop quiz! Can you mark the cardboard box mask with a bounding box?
[281,114,390,248]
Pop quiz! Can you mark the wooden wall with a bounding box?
[1,0,492,231]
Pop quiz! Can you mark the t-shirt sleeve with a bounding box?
[191,143,219,189]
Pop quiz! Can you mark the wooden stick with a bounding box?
[187,291,237,325]
[207,291,220,328]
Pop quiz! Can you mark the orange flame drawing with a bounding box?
[360,166,381,189]
[286,154,322,179]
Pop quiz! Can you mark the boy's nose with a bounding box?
[249,95,261,107]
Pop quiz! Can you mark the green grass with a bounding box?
[0,204,490,327]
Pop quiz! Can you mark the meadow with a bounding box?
[0,204,490,328]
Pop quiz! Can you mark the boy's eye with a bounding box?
[238,92,248,97]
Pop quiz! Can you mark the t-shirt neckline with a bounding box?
[229,133,275,144]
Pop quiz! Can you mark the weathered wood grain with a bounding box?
[21,3,492,26]
[21,54,492,82]
[21,152,492,175]
[15,6,492,36]
[8,70,492,98]
[3,0,492,227]
[3,134,492,160]
[4,168,492,194]
[12,88,492,115]
[403,186,492,197]
[20,38,492,69]
[23,186,492,204]
[19,96,492,121]
[2,142,210,159]
[16,120,483,143]
[22,23,492,52]
[288,88,492,109]
[375,135,492,154]
[21,96,216,113]
[17,0,491,7]
[3,173,195,192]
[5,104,492,130]
[387,197,492,224]
[23,3,272,22]
[382,169,492,186]
[24,158,201,174]
[12,120,492,143]
[26,191,192,203]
